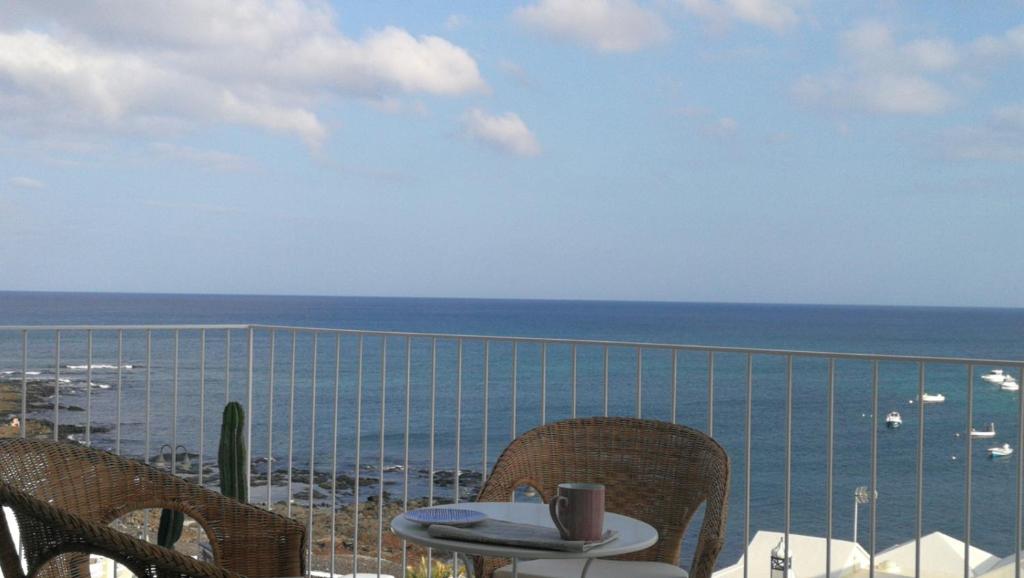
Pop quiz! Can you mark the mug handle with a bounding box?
[549,495,569,539]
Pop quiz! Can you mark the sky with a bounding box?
[0,1,1022,307]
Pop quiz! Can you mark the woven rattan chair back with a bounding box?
[476,417,729,578]
[0,438,304,578]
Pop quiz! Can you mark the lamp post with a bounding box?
[770,537,795,578]
[853,486,877,544]
[155,444,191,471]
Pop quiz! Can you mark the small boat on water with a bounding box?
[1002,376,1020,391]
[886,411,902,428]
[988,443,1014,458]
[983,369,1007,383]
[971,423,996,438]
[921,393,946,403]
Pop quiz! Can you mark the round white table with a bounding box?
[391,502,658,578]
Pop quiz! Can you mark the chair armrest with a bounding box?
[0,484,241,578]
[184,495,305,578]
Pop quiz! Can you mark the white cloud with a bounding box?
[945,104,1024,163]
[445,14,469,31]
[7,176,44,190]
[0,1,487,148]
[500,60,531,87]
[793,22,959,115]
[514,0,670,53]
[151,143,249,171]
[461,109,541,157]
[707,116,739,137]
[970,24,1024,59]
[678,0,800,33]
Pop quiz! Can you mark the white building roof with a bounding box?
[976,551,1024,578]
[713,530,870,578]
[873,531,999,578]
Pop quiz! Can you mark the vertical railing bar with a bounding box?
[826,358,835,578]
[265,329,275,507]
[86,329,92,445]
[603,345,609,417]
[53,331,60,441]
[199,329,207,486]
[307,332,318,574]
[145,331,152,541]
[870,360,879,578]
[965,364,974,578]
[452,338,465,577]
[113,330,124,578]
[743,353,752,578]
[116,330,123,454]
[330,334,341,577]
[378,335,388,578]
[541,342,547,424]
[635,347,642,419]
[172,330,179,474]
[916,361,925,578]
[784,354,792,578]
[353,335,365,577]
[20,330,26,439]
[428,337,437,578]
[512,342,518,438]
[402,336,411,578]
[455,338,463,505]
[246,327,254,498]
[225,330,231,403]
[571,343,577,419]
[671,350,678,424]
[287,331,297,517]
[707,351,714,436]
[1016,365,1023,578]
[483,339,490,482]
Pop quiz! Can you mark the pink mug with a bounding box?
[548,483,605,541]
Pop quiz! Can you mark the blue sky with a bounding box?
[1,1,1022,306]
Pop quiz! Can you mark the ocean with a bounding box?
[1,291,1023,567]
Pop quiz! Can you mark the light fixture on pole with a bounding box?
[770,537,795,578]
[155,444,190,471]
[853,485,877,545]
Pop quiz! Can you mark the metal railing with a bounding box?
[1,324,1023,578]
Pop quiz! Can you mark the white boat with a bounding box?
[921,393,945,403]
[885,411,902,428]
[983,369,1007,383]
[1002,376,1020,391]
[971,423,996,438]
[988,443,1014,457]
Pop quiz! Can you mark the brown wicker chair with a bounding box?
[475,417,729,578]
[0,438,305,578]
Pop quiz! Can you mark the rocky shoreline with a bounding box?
[0,378,485,576]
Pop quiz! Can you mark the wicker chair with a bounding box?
[475,417,729,578]
[0,438,305,578]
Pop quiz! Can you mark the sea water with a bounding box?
[1,291,1023,565]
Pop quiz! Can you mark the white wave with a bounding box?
[63,364,134,370]
[25,371,41,376]
[88,382,112,389]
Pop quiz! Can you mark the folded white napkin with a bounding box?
[426,519,618,552]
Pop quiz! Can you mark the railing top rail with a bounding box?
[247,324,1024,367]
[0,324,250,331]
[2,323,1021,367]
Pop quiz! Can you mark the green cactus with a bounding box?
[218,401,248,502]
[156,509,184,548]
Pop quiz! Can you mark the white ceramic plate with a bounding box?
[404,507,487,527]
